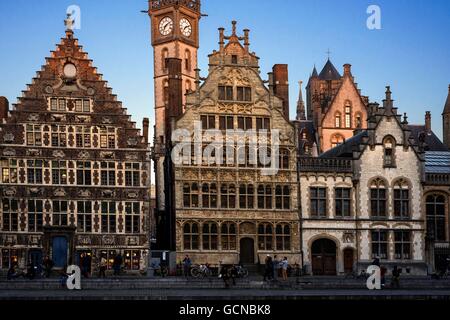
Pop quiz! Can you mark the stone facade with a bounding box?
[0,22,151,273]
[171,22,300,265]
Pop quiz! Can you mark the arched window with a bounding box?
[239,184,254,209]
[383,136,396,167]
[344,102,352,128]
[185,80,192,94]
[370,178,387,218]
[275,185,290,210]
[221,222,237,250]
[183,222,199,250]
[426,195,446,241]
[202,222,218,250]
[163,79,169,104]
[331,134,344,148]
[276,224,291,251]
[183,183,199,208]
[393,179,410,219]
[161,48,169,70]
[220,183,236,209]
[184,49,191,72]
[335,112,342,128]
[258,223,273,250]
[355,112,362,128]
[279,149,290,169]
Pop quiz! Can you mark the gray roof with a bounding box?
[320,131,368,158]
[318,59,341,81]
[408,125,448,152]
[425,151,450,174]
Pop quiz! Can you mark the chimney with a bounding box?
[243,29,250,51]
[218,27,225,52]
[166,58,183,137]
[343,64,352,77]
[268,72,274,95]
[272,64,290,119]
[425,111,431,133]
[0,96,8,121]
[143,118,149,144]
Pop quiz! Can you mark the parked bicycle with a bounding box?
[191,264,212,278]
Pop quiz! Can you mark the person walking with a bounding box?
[219,265,230,289]
[281,257,288,281]
[272,255,279,281]
[43,256,54,278]
[183,255,192,279]
[99,256,107,278]
[113,253,123,276]
[391,265,401,289]
[263,255,272,281]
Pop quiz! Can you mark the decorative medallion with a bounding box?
[127,191,139,199]
[3,133,14,143]
[87,87,95,96]
[45,86,54,94]
[78,151,90,159]
[4,187,17,197]
[3,148,16,156]
[100,151,114,159]
[78,189,91,198]
[53,188,67,197]
[52,150,66,158]
[102,235,115,245]
[127,137,138,147]
[27,149,41,156]
[28,114,40,122]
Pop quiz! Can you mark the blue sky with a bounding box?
[0,0,449,138]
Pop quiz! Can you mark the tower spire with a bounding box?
[296,80,306,121]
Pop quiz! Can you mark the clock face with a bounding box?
[63,63,77,79]
[179,18,192,37]
[159,17,173,36]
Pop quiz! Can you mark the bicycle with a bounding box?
[191,264,212,278]
[234,265,248,278]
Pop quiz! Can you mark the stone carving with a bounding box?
[87,87,95,96]
[100,151,115,159]
[127,137,138,147]
[51,114,66,122]
[102,190,115,198]
[343,232,355,243]
[52,150,65,158]
[102,117,113,124]
[102,235,115,245]
[27,149,41,156]
[3,148,16,156]
[28,114,40,122]
[125,153,139,161]
[29,188,42,196]
[78,189,92,198]
[78,236,92,245]
[3,133,14,143]
[4,235,17,246]
[45,85,54,94]
[127,237,138,246]
[29,235,40,245]
[78,151,90,159]
[53,188,67,197]
[75,115,91,123]
[4,187,17,197]
[127,191,139,199]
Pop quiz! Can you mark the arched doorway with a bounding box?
[240,238,255,264]
[311,238,337,275]
[343,248,354,273]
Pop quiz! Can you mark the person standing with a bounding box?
[113,253,123,276]
[281,257,288,281]
[391,265,401,289]
[99,256,107,278]
[272,255,279,281]
[183,255,192,279]
[82,254,92,278]
[43,256,54,278]
[263,255,272,281]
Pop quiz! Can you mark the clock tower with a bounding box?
[148,0,201,249]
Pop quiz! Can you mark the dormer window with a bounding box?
[344,102,352,128]
[231,55,238,64]
[335,112,341,128]
[218,85,233,101]
[383,136,396,167]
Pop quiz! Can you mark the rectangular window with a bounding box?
[335,188,351,217]
[75,99,83,112]
[26,125,42,146]
[76,161,92,185]
[50,98,58,111]
[124,250,140,270]
[101,202,116,233]
[125,202,140,234]
[237,117,252,130]
[27,160,43,184]
[231,55,238,64]
[1,159,17,183]
[394,231,411,260]
[372,230,388,259]
[218,86,233,101]
[125,163,140,187]
[28,200,43,232]
[52,200,68,226]
[310,187,327,217]
[256,118,270,131]
[2,249,19,269]
[77,201,92,233]
[237,87,252,102]
[219,116,234,130]
[394,189,410,219]
[51,125,67,147]
[58,99,66,111]
[52,161,67,185]
[200,115,216,130]
[83,99,90,112]
[2,199,18,231]
[100,162,116,186]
